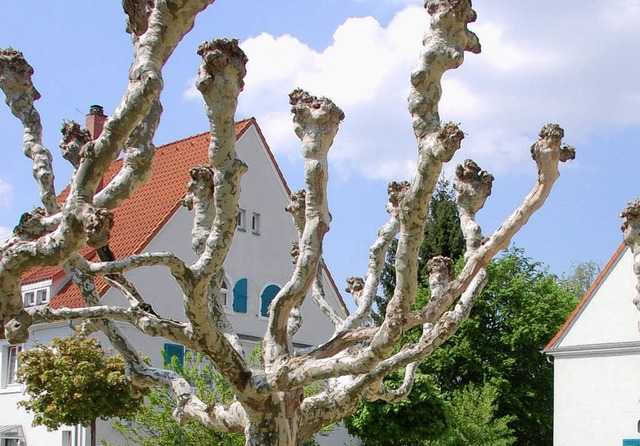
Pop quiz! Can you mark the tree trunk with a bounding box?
[90,418,96,446]
[244,393,301,446]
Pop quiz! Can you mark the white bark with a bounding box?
[621,200,640,309]
[0,1,574,445]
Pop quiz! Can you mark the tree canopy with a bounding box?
[421,248,577,445]
[18,335,144,430]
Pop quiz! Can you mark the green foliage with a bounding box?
[362,234,577,445]
[425,384,516,446]
[344,372,449,446]
[109,351,243,446]
[561,260,601,298]
[422,247,577,445]
[18,335,145,429]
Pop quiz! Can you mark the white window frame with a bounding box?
[61,430,72,446]
[21,280,51,308]
[36,288,49,305]
[220,281,229,308]
[251,212,261,235]
[2,345,22,388]
[23,291,35,307]
[237,208,246,231]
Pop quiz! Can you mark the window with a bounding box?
[220,281,229,307]
[4,345,22,386]
[237,208,246,231]
[260,284,281,318]
[23,291,35,307]
[22,287,48,307]
[163,343,185,368]
[232,278,248,313]
[0,426,24,445]
[36,289,48,305]
[61,430,72,446]
[251,212,261,235]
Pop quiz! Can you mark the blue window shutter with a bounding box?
[163,343,185,368]
[261,284,280,318]
[233,278,248,313]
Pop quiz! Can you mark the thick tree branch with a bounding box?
[191,38,248,279]
[337,182,405,332]
[264,89,344,366]
[621,199,640,309]
[0,49,58,215]
[94,99,161,209]
[370,0,479,360]
[413,125,575,327]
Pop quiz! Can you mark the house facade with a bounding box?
[0,112,351,446]
[545,244,640,446]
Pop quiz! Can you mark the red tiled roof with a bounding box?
[544,243,627,351]
[24,118,348,314]
[26,119,253,308]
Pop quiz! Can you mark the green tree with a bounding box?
[425,384,515,446]
[422,248,577,445]
[344,372,449,445]
[561,260,601,298]
[109,350,244,446]
[18,335,145,446]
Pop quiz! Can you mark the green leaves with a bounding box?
[423,247,577,445]
[17,335,145,430]
[345,372,449,445]
[108,351,244,446]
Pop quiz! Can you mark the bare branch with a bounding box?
[621,199,640,309]
[191,38,248,278]
[264,89,344,366]
[94,99,161,209]
[337,182,405,332]
[0,48,58,214]
[364,363,418,404]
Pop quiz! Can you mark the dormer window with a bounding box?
[36,289,48,305]
[23,292,35,307]
[21,281,51,308]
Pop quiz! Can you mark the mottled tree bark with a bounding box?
[0,1,574,445]
[621,200,640,309]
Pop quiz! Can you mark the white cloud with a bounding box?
[0,177,12,209]
[184,0,640,181]
[0,226,11,243]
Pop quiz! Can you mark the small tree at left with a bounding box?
[17,335,145,446]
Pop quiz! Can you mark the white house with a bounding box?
[545,244,640,446]
[0,109,351,446]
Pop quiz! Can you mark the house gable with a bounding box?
[546,244,640,352]
[98,122,347,346]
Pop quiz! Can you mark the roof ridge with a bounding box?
[153,117,254,151]
[544,242,627,351]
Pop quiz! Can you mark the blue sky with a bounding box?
[1,0,639,301]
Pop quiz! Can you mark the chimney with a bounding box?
[86,104,107,140]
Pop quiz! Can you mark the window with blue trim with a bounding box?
[163,343,185,368]
[261,284,280,318]
[233,278,248,313]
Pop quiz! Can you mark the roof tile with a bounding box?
[28,120,254,309]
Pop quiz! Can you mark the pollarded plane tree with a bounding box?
[621,200,640,310]
[0,1,575,445]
